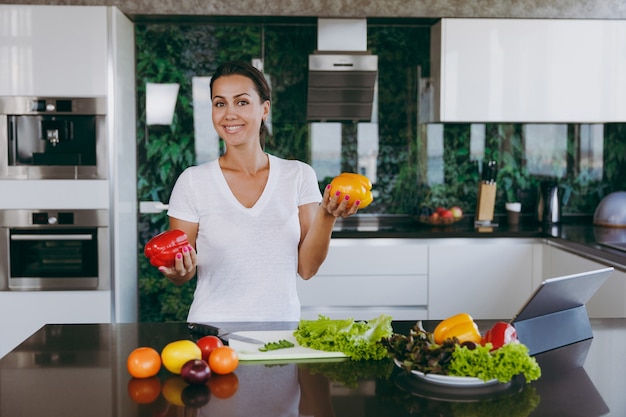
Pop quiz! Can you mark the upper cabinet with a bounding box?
[423,18,626,123]
[0,5,108,96]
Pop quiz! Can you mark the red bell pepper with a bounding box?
[481,322,518,351]
[144,229,190,268]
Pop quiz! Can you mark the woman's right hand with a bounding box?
[158,244,197,285]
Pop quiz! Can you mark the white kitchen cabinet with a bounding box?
[542,244,626,318]
[426,18,626,122]
[0,5,108,96]
[297,239,428,320]
[0,291,111,358]
[428,239,540,320]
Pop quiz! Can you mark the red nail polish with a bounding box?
[335,191,341,197]
[326,184,332,190]
[182,246,188,253]
[355,200,361,206]
[344,195,350,200]
[176,253,182,259]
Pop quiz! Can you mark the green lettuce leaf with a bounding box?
[448,342,541,383]
[294,314,393,360]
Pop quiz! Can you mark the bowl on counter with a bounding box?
[593,191,626,228]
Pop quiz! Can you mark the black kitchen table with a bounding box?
[1,319,624,417]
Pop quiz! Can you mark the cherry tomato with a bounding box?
[161,340,202,374]
[127,346,161,378]
[127,376,162,404]
[207,373,239,399]
[208,346,239,375]
[196,335,224,362]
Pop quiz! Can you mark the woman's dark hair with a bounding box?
[210,61,271,148]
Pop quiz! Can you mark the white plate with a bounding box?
[393,358,500,387]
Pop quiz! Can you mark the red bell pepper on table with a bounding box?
[481,321,518,350]
[144,229,190,268]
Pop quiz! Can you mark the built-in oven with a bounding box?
[0,209,110,291]
[0,96,107,179]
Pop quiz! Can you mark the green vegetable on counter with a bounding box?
[385,321,541,383]
[293,314,393,361]
[258,339,295,352]
[449,340,541,383]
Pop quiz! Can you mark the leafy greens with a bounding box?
[449,341,541,383]
[385,321,541,383]
[293,314,393,360]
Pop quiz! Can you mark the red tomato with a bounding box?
[208,346,239,375]
[207,373,239,399]
[127,376,162,404]
[196,335,224,362]
[127,346,161,378]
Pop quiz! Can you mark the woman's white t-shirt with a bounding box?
[167,154,322,322]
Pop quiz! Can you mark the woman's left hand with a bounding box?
[320,184,360,218]
[158,244,197,284]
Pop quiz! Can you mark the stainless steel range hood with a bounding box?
[306,19,378,122]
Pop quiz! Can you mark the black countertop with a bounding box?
[1,320,625,416]
[332,214,626,271]
[332,214,546,238]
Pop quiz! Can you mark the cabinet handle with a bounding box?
[11,234,93,241]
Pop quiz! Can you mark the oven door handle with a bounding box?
[10,234,93,241]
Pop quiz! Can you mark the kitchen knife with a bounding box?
[482,160,498,184]
[187,322,265,344]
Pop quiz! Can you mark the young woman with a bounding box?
[158,61,361,322]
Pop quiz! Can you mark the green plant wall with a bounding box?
[136,24,266,322]
[135,22,318,322]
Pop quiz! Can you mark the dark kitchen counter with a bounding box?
[331,214,546,238]
[332,214,626,271]
[1,319,625,416]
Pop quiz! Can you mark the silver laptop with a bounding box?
[511,267,613,323]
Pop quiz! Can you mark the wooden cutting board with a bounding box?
[228,330,348,362]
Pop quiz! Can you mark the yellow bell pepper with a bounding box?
[433,312,482,345]
[329,173,374,208]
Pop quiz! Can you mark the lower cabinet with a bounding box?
[297,239,428,320]
[542,244,626,318]
[0,291,111,358]
[428,239,539,320]
[298,236,624,323]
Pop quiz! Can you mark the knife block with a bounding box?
[476,182,497,222]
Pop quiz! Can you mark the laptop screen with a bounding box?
[511,267,613,323]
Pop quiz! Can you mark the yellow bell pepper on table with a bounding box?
[329,172,374,208]
[433,312,482,345]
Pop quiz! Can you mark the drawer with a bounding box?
[317,239,428,276]
[297,274,428,307]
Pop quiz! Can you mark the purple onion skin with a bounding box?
[180,359,211,385]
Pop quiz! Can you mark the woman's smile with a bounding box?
[223,124,244,133]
